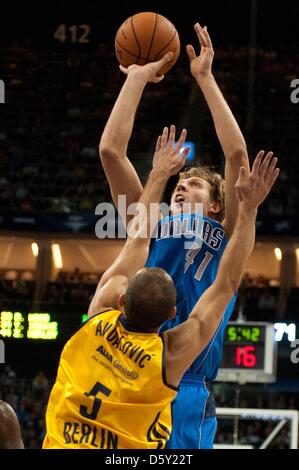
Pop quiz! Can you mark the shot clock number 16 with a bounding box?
[217,322,277,383]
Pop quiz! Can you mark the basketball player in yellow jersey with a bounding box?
[43,127,279,447]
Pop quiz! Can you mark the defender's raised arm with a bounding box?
[164,151,279,387]
[89,127,189,316]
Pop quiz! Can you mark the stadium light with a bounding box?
[31,242,39,257]
[274,247,282,261]
[51,243,63,269]
[176,141,195,162]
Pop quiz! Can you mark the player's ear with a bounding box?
[170,306,177,319]
[208,201,221,217]
[118,293,125,309]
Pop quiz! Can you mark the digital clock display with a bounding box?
[0,310,88,341]
[221,324,267,370]
[221,344,265,369]
[225,325,265,344]
[0,311,58,340]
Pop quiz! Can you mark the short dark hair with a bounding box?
[124,268,176,330]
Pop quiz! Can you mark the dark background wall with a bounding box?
[1,0,298,49]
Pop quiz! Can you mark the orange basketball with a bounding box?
[115,12,180,75]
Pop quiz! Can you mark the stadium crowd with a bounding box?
[0,42,298,215]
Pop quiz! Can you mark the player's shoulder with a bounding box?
[88,307,120,320]
[160,212,224,227]
[69,308,121,341]
[204,214,225,229]
[0,400,12,417]
[0,400,24,449]
[0,400,19,427]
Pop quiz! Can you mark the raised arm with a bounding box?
[89,126,189,317]
[99,52,174,228]
[187,23,249,237]
[164,151,279,387]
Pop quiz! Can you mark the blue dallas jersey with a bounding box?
[146,212,237,380]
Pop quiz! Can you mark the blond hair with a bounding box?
[179,165,225,222]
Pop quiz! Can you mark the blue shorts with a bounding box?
[166,374,217,449]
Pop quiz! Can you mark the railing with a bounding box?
[216,407,299,449]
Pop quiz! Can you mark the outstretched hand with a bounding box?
[186,23,214,79]
[153,125,190,177]
[235,151,280,209]
[119,51,174,84]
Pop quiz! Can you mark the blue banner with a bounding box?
[0,211,298,236]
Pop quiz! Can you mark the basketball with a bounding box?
[115,12,180,75]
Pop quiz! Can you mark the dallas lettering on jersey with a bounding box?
[63,421,118,449]
[95,320,152,368]
[156,217,225,251]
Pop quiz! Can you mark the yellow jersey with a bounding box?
[43,309,177,449]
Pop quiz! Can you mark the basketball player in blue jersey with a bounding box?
[99,24,250,448]
[46,128,278,448]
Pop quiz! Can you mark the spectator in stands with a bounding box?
[0,365,16,387]
[32,372,49,401]
[254,275,269,288]
[68,267,82,284]
[257,289,276,310]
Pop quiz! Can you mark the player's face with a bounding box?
[171,177,213,216]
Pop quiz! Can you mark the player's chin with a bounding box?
[171,203,184,215]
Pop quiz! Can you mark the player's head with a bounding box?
[120,267,177,331]
[0,400,24,449]
[170,165,225,221]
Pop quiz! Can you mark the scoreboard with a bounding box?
[0,311,58,340]
[0,314,286,384]
[217,322,278,383]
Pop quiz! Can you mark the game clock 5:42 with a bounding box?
[217,322,277,383]
[226,325,264,343]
